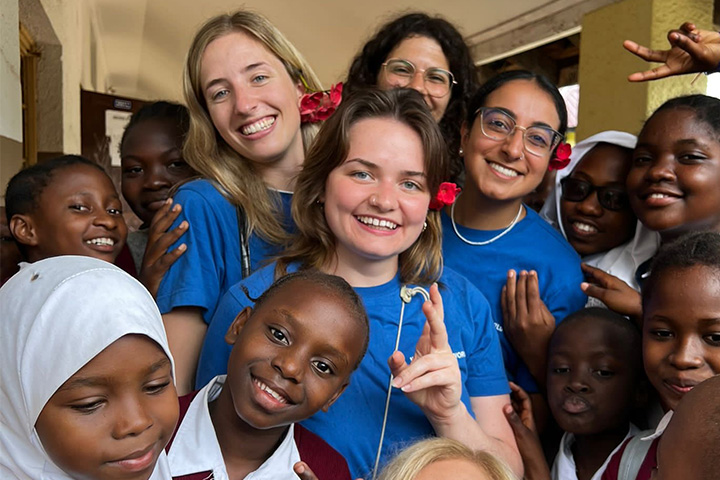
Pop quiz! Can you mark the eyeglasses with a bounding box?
[560,177,630,211]
[475,107,562,156]
[380,58,456,98]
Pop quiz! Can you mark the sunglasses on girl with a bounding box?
[560,177,630,211]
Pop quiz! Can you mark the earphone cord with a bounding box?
[371,285,430,480]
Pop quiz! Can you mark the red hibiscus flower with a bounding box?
[300,83,343,123]
[548,142,572,171]
[429,182,461,210]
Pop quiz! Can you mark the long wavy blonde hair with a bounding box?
[378,438,517,480]
[276,88,449,286]
[183,10,323,244]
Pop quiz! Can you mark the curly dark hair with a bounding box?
[344,12,478,183]
[642,231,720,308]
[645,94,720,141]
[119,101,190,155]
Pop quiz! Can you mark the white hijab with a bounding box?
[0,256,174,480]
[540,131,660,291]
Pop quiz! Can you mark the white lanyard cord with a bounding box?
[371,285,430,480]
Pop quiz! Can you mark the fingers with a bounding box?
[391,352,459,393]
[670,30,716,65]
[581,263,611,287]
[525,271,541,311]
[293,462,319,480]
[144,222,188,262]
[422,283,448,350]
[387,350,409,378]
[149,199,182,237]
[623,39,668,63]
[504,270,517,321]
[503,403,530,435]
[515,270,529,317]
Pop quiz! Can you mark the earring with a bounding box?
[369,195,378,207]
[422,221,428,232]
[459,147,464,156]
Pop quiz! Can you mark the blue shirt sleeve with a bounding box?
[156,182,239,323]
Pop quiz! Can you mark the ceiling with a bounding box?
[91,0,576,102]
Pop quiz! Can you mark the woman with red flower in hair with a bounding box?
[155,10,334,395]
[440,70,587,405]
[198,88,522,479]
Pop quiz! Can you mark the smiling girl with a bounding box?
[441,70,586,393]
[0,256,178,480]
[155,11,325,394]
[540,131,660,294]
[197,89,521,478]
[582,95,720,319]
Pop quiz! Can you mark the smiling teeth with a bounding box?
[86,238,114,246]
[489,162,519,177]
[573,222,597,233]
[356,216,398,230]
[254,379,287,403]
[649,193,670,199]
[241,117,275,135]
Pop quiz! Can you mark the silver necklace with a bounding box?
[450,200,523,246]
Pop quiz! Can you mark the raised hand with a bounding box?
[624,22,720,81]
[503,382,551,480]
[139,198,188,298]
[580,264,642,323]
[388,283,463,424]
[502,270,555,386]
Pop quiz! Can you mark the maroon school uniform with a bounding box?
[601,436,660,480]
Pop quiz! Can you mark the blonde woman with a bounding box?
[156,10,324,394]
[378,438,517,480]
[198,89,521,478]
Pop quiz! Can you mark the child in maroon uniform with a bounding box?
[166,270,369,480]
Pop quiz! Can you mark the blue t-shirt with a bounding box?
[198,262,508,477]
[156,179,292,323]
[441,207,586,393]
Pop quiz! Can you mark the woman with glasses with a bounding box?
[441,70,587,395]
[345,12,478,182]
[540,131,659,296]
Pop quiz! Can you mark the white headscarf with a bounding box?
[0,256,174,480]
[540,131,660,291]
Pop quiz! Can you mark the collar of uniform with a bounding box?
[551,424,640,480]
[167,375,301,480]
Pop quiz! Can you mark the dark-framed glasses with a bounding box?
[476,107,562,156]
[560,177,630,211]
[381,58,456,98]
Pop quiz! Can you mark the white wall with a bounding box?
[1,0,22,143]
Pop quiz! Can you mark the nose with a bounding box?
[234,87,259,116]
[501,128,525,161]
[576,191,603,217]
[564,370,590,393]
[94,208,119,230]
[370,184,399,212]
[669,337,704,370]
[272,349,303,383]
[113,396,153,439]
[408,71,428,95]
[644,155,676,183]
[143,165,171,191]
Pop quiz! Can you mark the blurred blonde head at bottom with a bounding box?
[378,438,517,480]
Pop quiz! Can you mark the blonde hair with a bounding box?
[378,438,517,480]
[183,10,323,244]
[276,88,448,285]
